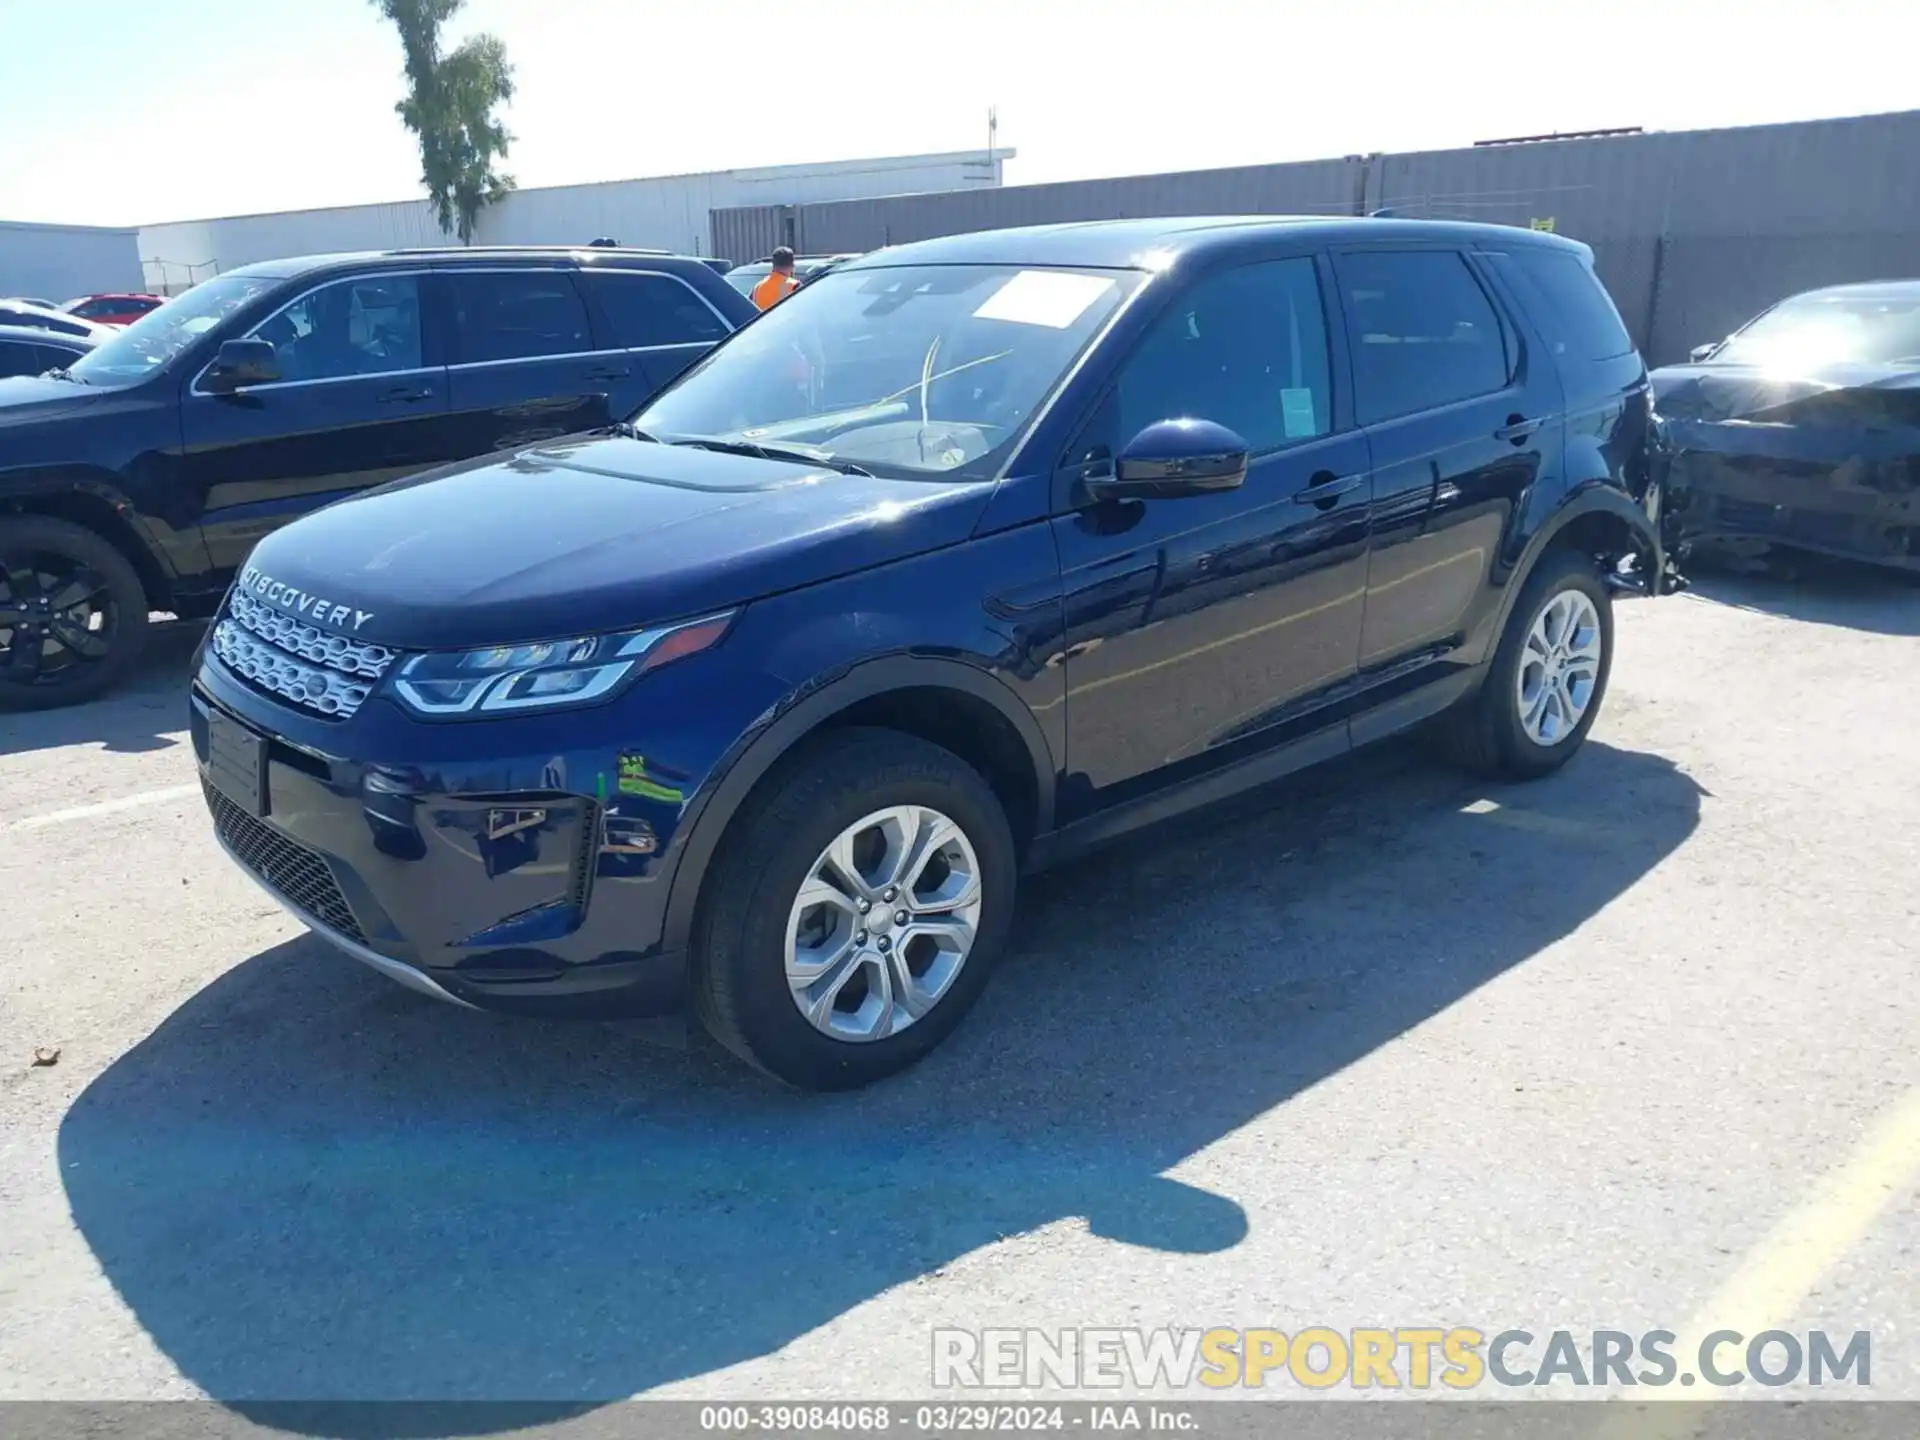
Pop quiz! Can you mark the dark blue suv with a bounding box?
[0,246,754,709]
[190,217,1677,1089]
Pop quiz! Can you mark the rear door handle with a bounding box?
[1294,472,1363,508]
[1496,414,1543,444]
[586,365,632,381]
[377,384,434,404]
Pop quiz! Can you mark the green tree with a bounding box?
[372,0,516,243]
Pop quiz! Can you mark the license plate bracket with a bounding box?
[206,710,268,818]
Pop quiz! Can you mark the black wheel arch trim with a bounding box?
[1492,484,1663,638]
[0,466,183,584]
[657,654,1058,957]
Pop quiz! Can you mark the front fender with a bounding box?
[655,653,1056,956]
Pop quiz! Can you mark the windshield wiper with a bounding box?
[42,367,88,385]
[605,420,661,441]
[667,437,874,477]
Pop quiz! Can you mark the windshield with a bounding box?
[1713,291,1920,370]
[67,274,282,385]
[635,263,1140,479]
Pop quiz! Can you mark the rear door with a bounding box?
[179,270,451,574]
[1330,246,1563,678]
[440,265,619,455]
[577,266,735,400]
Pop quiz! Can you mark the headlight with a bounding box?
[391,611,735,718]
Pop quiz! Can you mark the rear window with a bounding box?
[1504,248,1634,362]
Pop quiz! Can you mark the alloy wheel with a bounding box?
[1515,588,1603,746]
[0,551,118,689]
[784,804,984,1042]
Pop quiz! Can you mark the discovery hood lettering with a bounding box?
[232,434,998,651]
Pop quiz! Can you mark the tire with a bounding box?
[1436,546,1614,781]
[690,726,1019,1091]
[0,515,150,712]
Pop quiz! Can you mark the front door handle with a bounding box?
[1496,414,1543,444]
[1294,471,1362,509]
[377,384,434,404]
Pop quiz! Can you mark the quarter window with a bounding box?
[1503,247,1634,361]
[0,341,44,378]
[1111,257,1334,454]
[1337,250,1512,424]
[584,271,728,347]
[243,275,424,383]
[447,270,593,364]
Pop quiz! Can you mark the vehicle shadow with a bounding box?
[1679,552,1920,637]
[0,617,203,757]
[58,738,1702,1435]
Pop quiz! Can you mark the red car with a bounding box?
[62,292,165,326]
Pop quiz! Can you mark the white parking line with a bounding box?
[7,784,200,832]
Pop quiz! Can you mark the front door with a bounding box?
[179,271,448,575]
[1050,254,1374,822]
[441,267,622,455]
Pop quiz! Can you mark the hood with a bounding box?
[0,375,109,424]
[237,433,997,650]
[1649,359,1920,427]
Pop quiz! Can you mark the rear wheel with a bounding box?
[0,516,149,712]
[690,728,1018,1090]
[1437,547,1613,780]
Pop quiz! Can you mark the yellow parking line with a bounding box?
[1592,1085,1920,1436]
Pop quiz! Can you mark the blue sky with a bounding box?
[3,0,1912,227]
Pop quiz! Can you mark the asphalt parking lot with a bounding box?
[2,568,1918,1419]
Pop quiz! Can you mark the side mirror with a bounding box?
[1689,342,1720,364]
[1093,419,1250,500]
[202,338,281,394]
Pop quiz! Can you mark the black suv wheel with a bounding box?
[1438,547,1615,780]
[691,727,1018,1090]
[0,516,150,712]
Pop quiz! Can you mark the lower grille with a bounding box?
[204,780,366,943]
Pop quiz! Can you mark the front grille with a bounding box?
[204,780,366,943]
[210,590,399,719]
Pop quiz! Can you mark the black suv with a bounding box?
[192,217,1679,1090]
[0,246,756,709]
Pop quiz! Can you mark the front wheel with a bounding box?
[690,728,1018,1090]
[1437,547,1614,780]
[0,516,150,712]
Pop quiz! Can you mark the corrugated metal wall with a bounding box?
[0,221,145,299]
[713,156,1363,261]
[133,149,1011,289]
[712,111,1920,366]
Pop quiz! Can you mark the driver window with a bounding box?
[246,275,424,383]
[1111,257,1333,456]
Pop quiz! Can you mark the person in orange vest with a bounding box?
[751,248,801,311]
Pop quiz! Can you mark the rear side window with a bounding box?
[447,270,593,364]
[1336,250,1512,425]
[1504,248,1634,362]
[584,271,729,347]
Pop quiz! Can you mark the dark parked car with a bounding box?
[1652,279,1920,574]
[190,217,1675,1089]
[0,299,107,340]
[0,323,98,378]
[0,246,755,709]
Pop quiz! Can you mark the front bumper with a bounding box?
[1655,421,1920,572]
[189,654,718,1018]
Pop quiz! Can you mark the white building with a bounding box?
[0,220,146,303]
[135,148,1013,293]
